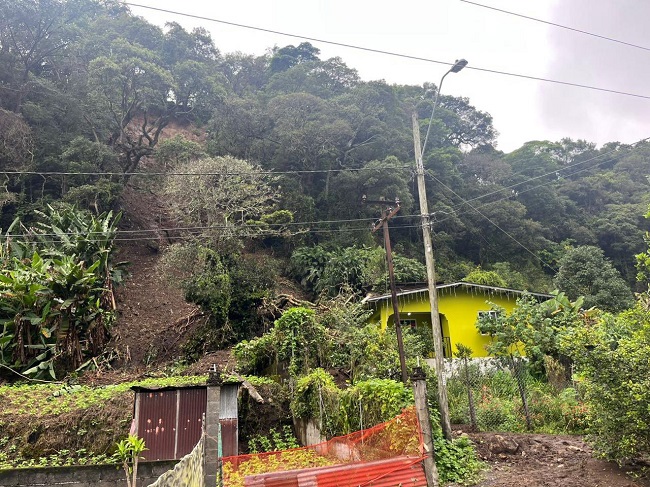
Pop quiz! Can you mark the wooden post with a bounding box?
[382,208,408,384]
[412,366,439,487]
[412,110,452,440]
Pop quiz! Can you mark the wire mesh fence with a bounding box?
[443,355,586,434]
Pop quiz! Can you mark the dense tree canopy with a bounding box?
[0,0,648,353]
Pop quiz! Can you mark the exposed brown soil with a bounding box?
[76,146,650,486]
[463,430,650,487]
[108,184,202,370]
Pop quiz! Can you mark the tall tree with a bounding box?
[554,245,633,312]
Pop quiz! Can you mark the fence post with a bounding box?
[205,367,222,487]
[411,366,440,487]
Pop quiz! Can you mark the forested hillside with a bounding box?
[0,0,649,379]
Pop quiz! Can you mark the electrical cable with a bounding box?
[437,136,650,219]
[460,0,650,53]
[3,136,647,240]
[0,165,412,177]
[427,171,558,273]
[121,2,650,100]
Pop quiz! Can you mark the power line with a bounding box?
[460,0,650,53]
[427,171,558,273]
[2,216,382,238]
[435,136,649,220]
[0,165,412,177]
[5,136,646,240]
[122,2,650,100]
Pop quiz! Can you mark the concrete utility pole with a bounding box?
[412,58,468,442]
[368,197,408,384]
[412,113,452,441]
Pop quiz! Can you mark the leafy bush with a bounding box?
[562,301,650,461]
[341,378,413,434]
[248,426,299,454]
[165,246,278,353]
[435,435,485,485]
[290,369,342,437]
[235,307,328,377]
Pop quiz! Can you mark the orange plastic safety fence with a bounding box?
[221,407,424,487]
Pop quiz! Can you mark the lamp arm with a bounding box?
[421,68,451,156]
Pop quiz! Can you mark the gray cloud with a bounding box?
[542,0,650,145]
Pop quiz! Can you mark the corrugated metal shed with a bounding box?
[133,385,207,461]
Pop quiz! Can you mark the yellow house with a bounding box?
[365,282,551,358]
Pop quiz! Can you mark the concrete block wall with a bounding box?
[0,460,176,487]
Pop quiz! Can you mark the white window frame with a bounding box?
[477,310,499,335]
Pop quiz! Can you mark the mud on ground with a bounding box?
[463,431,650,487]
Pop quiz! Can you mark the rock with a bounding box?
[488,435,520,455]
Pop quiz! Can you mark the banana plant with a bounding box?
[0,204,123,379]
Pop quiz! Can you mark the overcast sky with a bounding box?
[128,0,650,153]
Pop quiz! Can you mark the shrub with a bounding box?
[562,302,650,461]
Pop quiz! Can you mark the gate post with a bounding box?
[205,367,222,487]
[412,366,440,487]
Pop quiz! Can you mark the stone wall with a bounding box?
[0,460,176,487]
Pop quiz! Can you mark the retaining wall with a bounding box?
[0,460,176,487]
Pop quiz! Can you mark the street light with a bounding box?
[411,58,467,441]
[422,59,468,155]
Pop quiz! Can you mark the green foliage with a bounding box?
[289,245,425,297]
[340,378,413,434]
[248,426,299,454]
[163,156,281,249]
[290,369,341,437]
[235,307,327,377]
[114,435,147,487]
[290,369,412,438]
[554,245,634,312]
[561,299,650,462]
[446,367,588,434]
[476,292,585,360]
[462,266,507,287]
[636,206,650,284]
[154,135,207,168]
[0,205,123,378]
[173,247,278,352]
[435,435,485,485]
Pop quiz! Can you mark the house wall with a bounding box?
[375,288,520,357]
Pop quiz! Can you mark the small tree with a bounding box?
[476,293,585,430]
[114,435,147,487]
[454,343,477,430]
